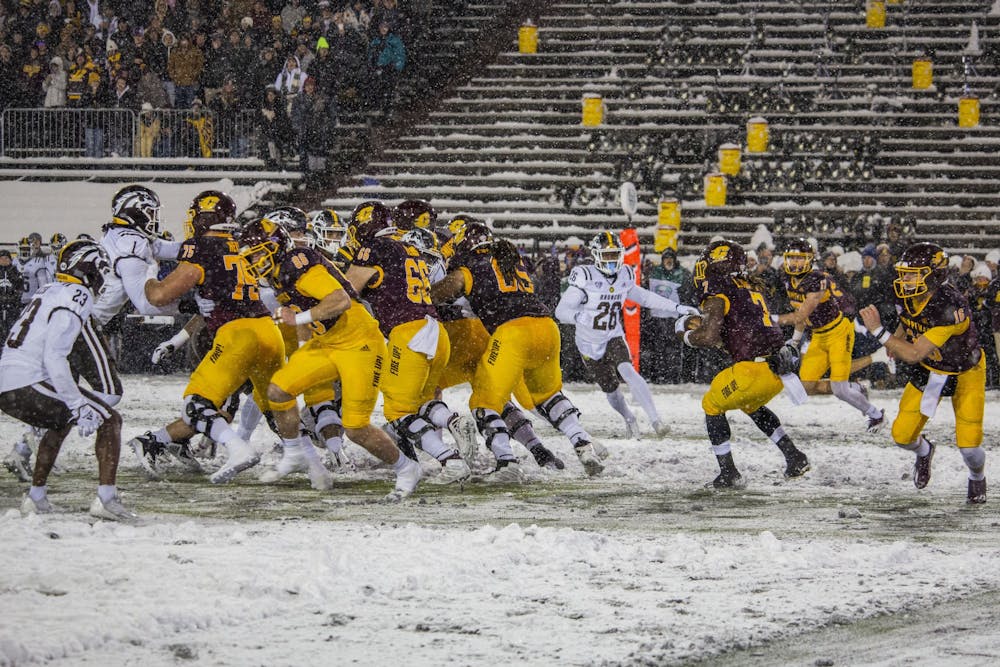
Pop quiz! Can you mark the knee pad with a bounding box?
[183,395,222,435]
[501,402,532,432]
[307,399,343,431]
[474,408,509,451]
[221,391,242,416]
[388,414,432,461]
[418,399,452,425]
[535,392,580,430]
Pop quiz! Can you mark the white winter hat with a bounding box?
[971,262,992,282]
[985,249,1000,264]
[838,251,862,273]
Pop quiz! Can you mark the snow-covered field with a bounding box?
[1,377,998,666]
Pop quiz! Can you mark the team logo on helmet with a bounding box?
[184,191,237,239]
[111,184,161,239]
[701,240,748,279]
[56,239,111,294]
[393,199,437,231]
[588,231,624,276]
[782,238,814,276]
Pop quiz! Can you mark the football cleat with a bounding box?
[4,447,32,483]
[624,418,641,440]
[89,495,139,523]
[783,451,811,479]
[128,432,166,480]
[383,455,423,502]
[210,438,261,484]
[652,420,671,437]
[709,470,746,489]
[428,457,472,485]
[487,459,527,484]
[574,442,604,476]
[447,414,479,462]
[967,478,987,505]
[258,445,331,490]
[529,444,565,470]
[20,494,54,515]
[913,439,935,490]
[866,409,885,434]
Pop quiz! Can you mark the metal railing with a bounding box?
[0,108,259,160]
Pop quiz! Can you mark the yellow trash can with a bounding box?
[912,60,932,89]
[654,198,681,252]
[746,117,769,153]
[581,94,604,127]
[959,97,980,127]
[867,1,886,29]
[718,143,742,176]
[704,173,727,207]
[518,21,538,54]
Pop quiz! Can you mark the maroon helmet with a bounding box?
[184,190,237,238]
[894,242,948,301]
[782,237,814,276]
[701,239,748,279]
[392,199,437,231]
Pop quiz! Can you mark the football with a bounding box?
[684,315,703,331]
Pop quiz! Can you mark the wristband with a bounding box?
[683,330,695,348]
[875,327,891,345]
[294,310,314,326]
[169,329,191,347]
[791,328,803,343]
[770,314,780,323]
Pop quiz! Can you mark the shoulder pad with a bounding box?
[568,265,588,288]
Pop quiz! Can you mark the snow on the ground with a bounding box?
[1,377,998,666]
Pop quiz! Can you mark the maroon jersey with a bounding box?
[273,246,360,333]
[352,236,437,338]
[454,247,549,333]
[896,282,981,374]
[178,233,268,333]
[781,269,845,331]
[987,278,1000,333]
[702,273,784,362]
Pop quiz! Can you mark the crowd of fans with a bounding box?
[0,0,421,178]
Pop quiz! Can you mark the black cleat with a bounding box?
[914,439,936,489]
[530,444,565,470]
[967,478,987,505]
[128,432,166,479]
[710,470,745,489]
[866,410,885,434]
[783,451,811,479]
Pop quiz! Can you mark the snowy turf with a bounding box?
[1,377,997,666]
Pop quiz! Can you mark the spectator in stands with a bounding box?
[137,101,160,157]
[185,97,214,157]
[953,254,976,297]
[42,55,66,107]
[136,55,170,108]
[65,49,96,107]
[281,0,306,35]
[109,73,137,156]
[0,44,21,109]
[0,250,24,344]
[139,26,169,84]
[167,33,203,110]
[370,0,401,34]
[80,67,108,157]
[211,76,250,157]
[366,20,404,118]
[821,249,846,283]
[291,75,335,186]
[20,45,46,106]
[309,36,337,104]
[985,249,1000,279]
[884,221,909,261]
[344,0,371,33]
[324,9,367,110]
[201,31,232,104]
[274,54,305,108]
[257,83,291,167]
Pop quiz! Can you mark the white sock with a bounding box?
[236,398,264,441]
[617,362,660,424]
[209,420,238,446]
[29,485,47,501]
[831,381,878,417]
[417,429,452,461]
[605,388,635,422]
[914,435,931,457]
[152,428,171,444]
[711,441,732,456]
[423,401,454,429]
[97,484,117,503]
[323,434,344,455]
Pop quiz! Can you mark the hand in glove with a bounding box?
[152,329,190,365]
[676,305,701,318]
[674,315,692,335]
[72,403,105,437]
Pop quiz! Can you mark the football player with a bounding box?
[860,243,987,504]
[555,232,700,438]
[677,240,810,488]
[134,191,300,487]
[45,233,67,278]
[431,222,605,479]
[404,222,563,471]
[14,233,51,305]
[0,240,137,521]
[237,215,423,502]
[776,238,885,432]
[344,201,474,484]
[308,209,348,256]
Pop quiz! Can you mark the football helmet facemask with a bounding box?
[588,231,624,276]
[308,209,347,251]
[50,233,68,253]
[111,184,161,239]
[454,221,493,253]
[401,227,441,258]
[782,238,814,276]
[894,242,949,302]
[235,217,294,286]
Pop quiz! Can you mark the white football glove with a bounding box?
[72,403,104,437]
[674,315,692,335]
[676,305,700,318]
[152,329,190,365]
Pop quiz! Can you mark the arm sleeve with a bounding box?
[627,283,684,317]
[118,255,179,316]
[43,309,86,408]
[554,285,586,325]
[151,238,183,261]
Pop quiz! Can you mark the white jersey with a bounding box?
[15,255,53,304]
[0,281,91,408]
[93,226,178,325]
[555,263,688,359]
